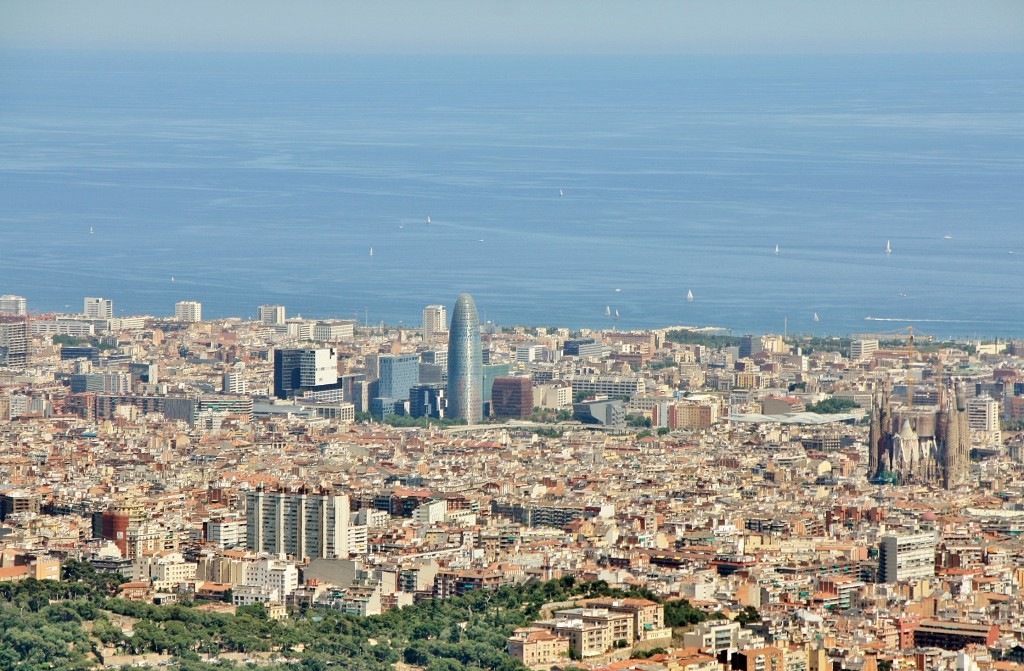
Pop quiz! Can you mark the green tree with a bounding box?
[734,606,761,625]
[806,397,858,414]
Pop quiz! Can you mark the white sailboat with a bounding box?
[813,312,820,322]
[605,305,611,317]
[170,276,175,283]
[614,309,619,320]
[369,247,374,257]
[89,226,94,235]
[885,240,892,254]
[426,216,431,225]
[774,244,780,255]
[559,189,564,197]
[686,290,694,302]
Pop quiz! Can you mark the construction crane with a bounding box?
[850,326,934,410]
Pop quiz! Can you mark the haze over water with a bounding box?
[1,51,1022,338]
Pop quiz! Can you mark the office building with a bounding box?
[446,293,482,423]
[878,532,936,583]
[259,304,286,326]
[0,295,27,316]
[515,344,544,363]
[273,347,340,399]
[422,304,447,345]
[420,350,447,367]
[378,354,420,401]
[565,374,646,398]
[483,363,511,404]
[84,297,113,319]
[967,396,999,432]
[0,316,29,368]
[0,490,41,521]
[574,399,625,428]
[174,300,202,322]
[314,320,355,342]
[491,377,533,418]
[850,339,879,361]
[60,346,100,364]
[245,488,350,560]
[70,372,132,394]
[419,351,448,385]
[563,338,603,358]
[223,370,248,394]
[370,397,403,419]
[128,361,158,386]
[285,319,315,340]
[409,383,447,419]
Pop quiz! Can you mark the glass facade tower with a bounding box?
[446,293,482,423]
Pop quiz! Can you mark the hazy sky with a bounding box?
[3,0,1023,55]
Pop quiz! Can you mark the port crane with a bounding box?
[851,327,934,410]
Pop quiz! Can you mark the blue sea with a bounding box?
[1,51,1022,339]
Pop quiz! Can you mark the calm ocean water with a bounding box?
[1,51,1022,338]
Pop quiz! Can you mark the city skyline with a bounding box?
[2,1,1024,666]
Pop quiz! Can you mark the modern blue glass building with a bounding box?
[446,293,482,423]
[378,353,420,400]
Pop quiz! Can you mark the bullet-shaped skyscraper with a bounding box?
[446,293,482,423]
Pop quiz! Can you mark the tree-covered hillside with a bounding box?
[0,562,723,671]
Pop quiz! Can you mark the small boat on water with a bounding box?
[605,305,611,317]
[686,290,694,302]
[369,247,374,256]
[813,312,820,322]
[774,244,780,255]
[886,240,892,254]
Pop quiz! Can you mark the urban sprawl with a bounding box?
[2,291,1024,671]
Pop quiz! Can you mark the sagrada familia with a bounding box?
[867,382,971,489]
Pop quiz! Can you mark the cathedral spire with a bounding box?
[868,392,881,479]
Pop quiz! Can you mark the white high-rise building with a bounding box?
[245,489,350,559]
[0,316,29,368]
[273,347,339,399]
[967,396,1001,447]
[0,295,27,316]
[223,370,248,395]
[175,300,202,322]
[259,304,286,326]
[245,557,299,599]
[967,397,1000,432]
[850,339,879,361]
[83,297,113,319]
[285,319,315,340]
[879,532,936,583]
[206,517,247,549]
[423,304,447,345]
